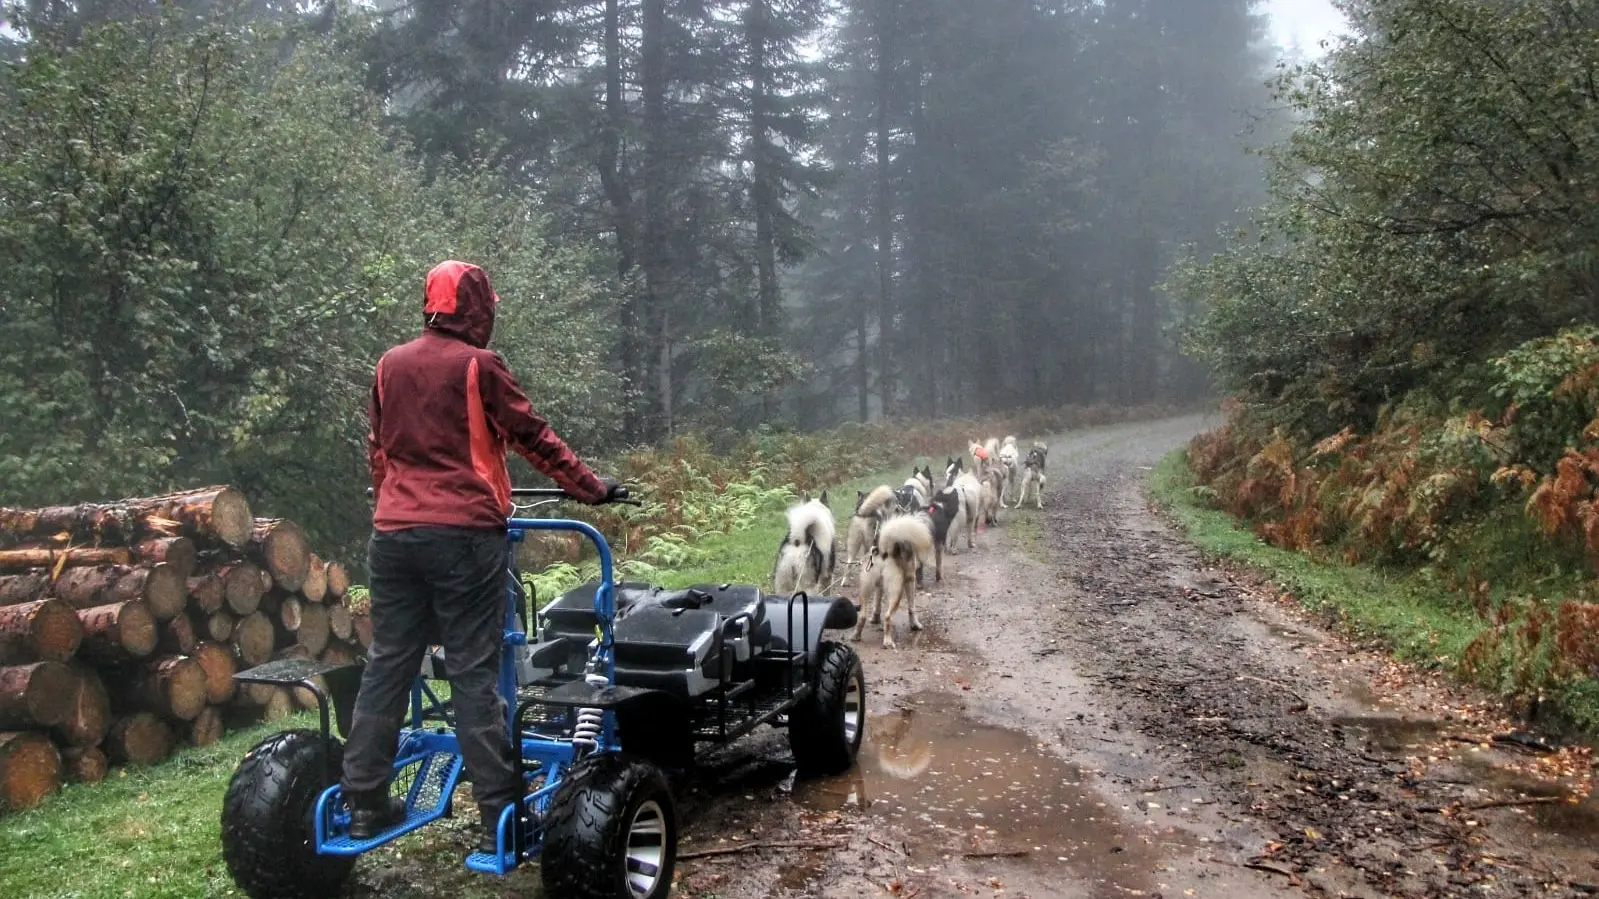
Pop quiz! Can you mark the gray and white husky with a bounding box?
[773,491,836,594]
[1017,442,1048,509]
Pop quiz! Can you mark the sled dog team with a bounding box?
[771,435,1049,648]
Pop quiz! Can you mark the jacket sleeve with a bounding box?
[367,363,388,494]
[476,352,608,503]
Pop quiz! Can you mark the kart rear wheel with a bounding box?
[220,729,354,899]
[788,640,865,776]
[541,753,678,899]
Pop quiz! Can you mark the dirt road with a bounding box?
[671,414,1599,899]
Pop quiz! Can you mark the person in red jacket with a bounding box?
[342,259,620,851]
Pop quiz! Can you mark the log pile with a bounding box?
[0,487,370,812]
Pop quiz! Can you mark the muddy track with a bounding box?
[669,415,1599,899]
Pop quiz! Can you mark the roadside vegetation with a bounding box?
[1171,1,1599,735]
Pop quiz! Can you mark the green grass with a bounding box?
[1149,447,1599,735]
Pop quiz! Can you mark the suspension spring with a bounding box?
[570,671,610,752]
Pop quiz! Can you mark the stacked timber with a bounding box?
[0,487,370,812]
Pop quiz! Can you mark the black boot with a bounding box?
[478,803,512,855]
[347,790,407,840]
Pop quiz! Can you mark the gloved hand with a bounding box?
[593,476,628,504]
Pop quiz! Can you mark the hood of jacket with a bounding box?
[423,260,499,349]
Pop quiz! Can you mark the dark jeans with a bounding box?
[341,526,519,818]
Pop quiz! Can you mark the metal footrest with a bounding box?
[315,749,464,856]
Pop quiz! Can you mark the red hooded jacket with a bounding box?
[367,260,608,531]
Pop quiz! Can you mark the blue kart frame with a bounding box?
[219,486,866,899]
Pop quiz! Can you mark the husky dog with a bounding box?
[942,458,981,551]
[853,514,934,649]
[896,466,933,512]
[773,491,836,594]
[1017,442,1048,509]
[997,436,1020,506]
[847,485,898,565]
[979,466,1005,527]
[914,488,959,583]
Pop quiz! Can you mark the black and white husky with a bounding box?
[847,485,898,565]
[942,457,981,551]
[1017,442,1048,509]
[773,491,836,594]
[895,466,934,513]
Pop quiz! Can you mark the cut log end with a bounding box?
[158,614,197,655]
[142,564,188,621]
[76,601,157,664]
[107,713,173,766]
[201,610,234,643]
[325,561,350,599]
[192,642,238,705]
[295,603,330,658]
[232,611,274,668]
[0,598,84,663]
[60,746,108,784]
[129,655,209,722]
[188,573,225,615]
[134,537,197,580]
[220,561,265,617]
[301,554,328,603]
[327,602,353,642]
[0,661,77,730]
[205,488,255,549]
[54,666,111,748]
[252,519,311,593]
[0,730,61,810]
[185,705,223,747]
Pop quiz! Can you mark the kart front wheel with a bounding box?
[788,640,866,776]
[541,753,678,899]
[220,729,354,899]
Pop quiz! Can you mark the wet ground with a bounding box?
[666,415,1599,899]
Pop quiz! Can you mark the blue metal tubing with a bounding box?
[504,517,617,690]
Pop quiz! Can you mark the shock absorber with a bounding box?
[570,660,610,752]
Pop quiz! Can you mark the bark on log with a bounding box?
[187,573,225,615]
[295,603,330,657]
[301,554,328,603]
[0,662,76,730]
[0,731,60,810]
[0,572,51,608]
[132,537,197,580]
[0,546,133,572]
[327,602,353,643]
[106,713,172,766]
[325,561,350,599]
[76,602,157,664]
[191,641,237,705]
[184,705,223,747]
[111,655,208,722]
[0,486,253,549]
[50,564,186,620]
[200,610,234,643]
[157,614,197,655]
[251,519,311,593]
[0,599,84,663]
[232,611,274,668]
[351,612,373,650]
[52,665,110,748]
[60,746,107,784]
[217,562,265,617]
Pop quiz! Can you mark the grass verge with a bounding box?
[1149,447,1599,736]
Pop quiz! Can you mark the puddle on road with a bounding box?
[1331,714,1442,753]
[791,692,1186,895]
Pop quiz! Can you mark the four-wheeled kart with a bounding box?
[218,487,866,899]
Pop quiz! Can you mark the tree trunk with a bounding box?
[132,537,197,580]
[200,610,234,643]
[191,641,237,705]
[300,554,327,603]
[52,664,110,748]
[873,0,898,419]
[187,572,225,615]
[295,603,330,657]
[184,705,223,747]
[60,746,107,784]
[111,654,208,722]
[76,601,157,663]
[0,661,76,729]
[0,572,51,608]
[158,614,197,655]
[748,0,781,419]
[231,611,275,668]
[640,0,669,441]
[327,602,353,643]
[324,561,349,599]
[0,486,253,549]
[0,599,84,663]
[600,0,644,443]
[251,519,310,593]
[48,564,186,619]
[106,712,172,766]
[0,730,61,810]
[0,546,134,572]
[217,561,265,616]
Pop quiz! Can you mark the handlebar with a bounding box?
[364,486,642,506]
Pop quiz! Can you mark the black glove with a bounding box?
[594,476,628,504]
